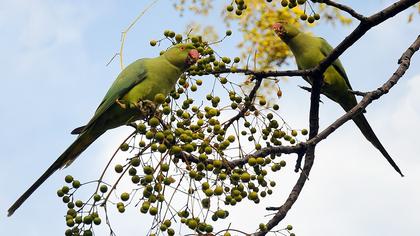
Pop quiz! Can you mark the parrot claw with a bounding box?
[137,100,157,116]
[116,99,127,109]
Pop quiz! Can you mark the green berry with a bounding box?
[280,160,286,167]
[149,207,158,215]
[150,40,157,46]
[120,143,129,151]
[154,93,166,104]
[83,230,93,236]
[61,186,69,194]
[259,223,267,231]
[57,189,64,197]
[131,175,140,183]
[118,205,125,213]
[121,192,130,201]
[308,16,315,23]
[131,157,141,167]
[83,215,93,224]
[62,196,70,203]
[187,219,198,229]
[93,217,101,225]
[148,117,160,127]
[66,219,75,227]
[64,175,73,183]
[75,200,83,208]
[93,194,101,202]
[248,157,257,166]
[114,164,123,173]
[100,185,108,193]
[175,34,183,42]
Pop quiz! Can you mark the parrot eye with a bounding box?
[180,46,185,51]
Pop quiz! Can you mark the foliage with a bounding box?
[174,0,352,69]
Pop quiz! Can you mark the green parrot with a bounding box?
[272,22,403,176]
[8,43,200,216]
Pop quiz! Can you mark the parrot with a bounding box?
[7,43,200,216]
[272,22,403,177]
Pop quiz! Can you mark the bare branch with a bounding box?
[210,67,312,78]
[348,89,367,96]
[318,0,367,21]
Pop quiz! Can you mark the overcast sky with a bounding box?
[1,0,419,235]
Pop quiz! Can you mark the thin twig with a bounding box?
[319,0,367,21]
[119,0,159,69]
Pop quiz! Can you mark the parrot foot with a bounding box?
[137,100,157,117]
[116,99,127,109]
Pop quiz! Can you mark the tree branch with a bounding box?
[222,76,263,131]
[211,67,312,78]
[315,0,420,76]
[318,0,367,21]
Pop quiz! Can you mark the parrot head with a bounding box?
[164,43,200,70]
[272,22,300,42]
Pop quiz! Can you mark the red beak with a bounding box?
[272,22,283,34]
[186,49,200,66]
[188,49,200,61]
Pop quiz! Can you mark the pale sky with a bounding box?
[1,0,419,235]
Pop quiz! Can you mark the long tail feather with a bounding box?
[352,113,404,176]
[7,130,103,216]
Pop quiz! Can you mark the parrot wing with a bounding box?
[318,37,353,90]
[72,59,148,135]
